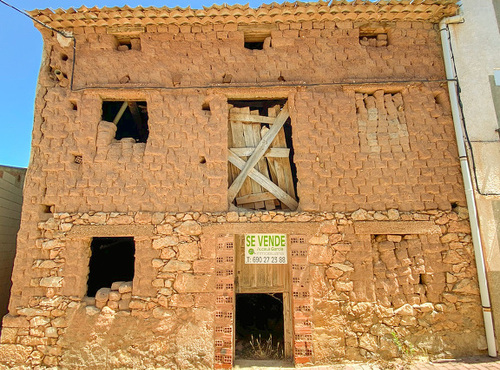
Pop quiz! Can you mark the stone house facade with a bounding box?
[0,1,489,368]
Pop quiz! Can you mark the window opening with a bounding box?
[102,101,149,142]
[227,99,298,211]
[235,293,284,360]
[242,26,273,50]
[359,27,388,47]
[115,35,141,51]
[87,237,135,297]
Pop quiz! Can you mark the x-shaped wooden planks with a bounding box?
[227,103,298,210]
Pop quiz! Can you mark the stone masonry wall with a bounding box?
[0,208,484,368]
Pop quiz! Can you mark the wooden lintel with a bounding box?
[229,114,275,124]
[228,150,298,210]
[227,103,289,203]
[230,147,290,158]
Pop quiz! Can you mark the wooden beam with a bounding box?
[230,147,290,158]
[227,103,289,203]
[228,150,298,210]
[128,101,148,142]
[236,192,276,205]
[229,114,275,124]
[113,101,128,125]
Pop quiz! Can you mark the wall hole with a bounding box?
[115,35,141,51]
[359,29,388,47]
[70,101,78,111]
[199,156,207,164]
[87,237,135,297]
[61,53,69,61]
[42,204,54,214]
[201,102,211,111]
[242,27,272,50]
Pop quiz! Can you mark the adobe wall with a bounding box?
[0,13,485,369]
[27,20,462,215]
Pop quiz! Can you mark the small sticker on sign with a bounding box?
[244,234,287,264]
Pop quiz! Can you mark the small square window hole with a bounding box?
[102,101,149,143]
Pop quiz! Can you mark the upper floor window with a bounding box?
[102,101,149,143]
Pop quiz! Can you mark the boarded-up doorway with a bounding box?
[234,235,292,360]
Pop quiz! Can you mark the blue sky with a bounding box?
[0,0,266,168]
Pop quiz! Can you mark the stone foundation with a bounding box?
[0,208,485,368]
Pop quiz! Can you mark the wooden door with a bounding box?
[234,234,292,358]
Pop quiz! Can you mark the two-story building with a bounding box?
[0,1,492,368]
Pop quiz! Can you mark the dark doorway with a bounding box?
[235,293,285,360]
[87,237,135,297]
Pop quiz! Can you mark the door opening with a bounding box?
[235,293,285,360]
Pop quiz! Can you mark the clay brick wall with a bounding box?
[22,21,464,216]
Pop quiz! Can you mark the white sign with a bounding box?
[244,234,287,264]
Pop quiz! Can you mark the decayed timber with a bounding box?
[229,107,254,204]
[266,104,297,210]
[229,113,275,124]
[228,150,298,210]
[230,147,290,158]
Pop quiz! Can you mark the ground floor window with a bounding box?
[87,237,135,297]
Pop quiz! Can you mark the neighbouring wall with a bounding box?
[449,0,500,349]
[0,166,25,321]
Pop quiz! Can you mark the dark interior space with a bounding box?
[235,293,284,360]
[244,41,264,50]
[87,237,135,297]
[102,101,149,142]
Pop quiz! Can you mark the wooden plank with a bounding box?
[243,108,265,209]
[251,109,275,210]
[230,147,290,158]
[266,105,297,210]
[227,103,289,203]
[236,192,276,206]
[229,114,275,124]
[227,105,240,204]
[228,150,298,210]
[229,107,254,208]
